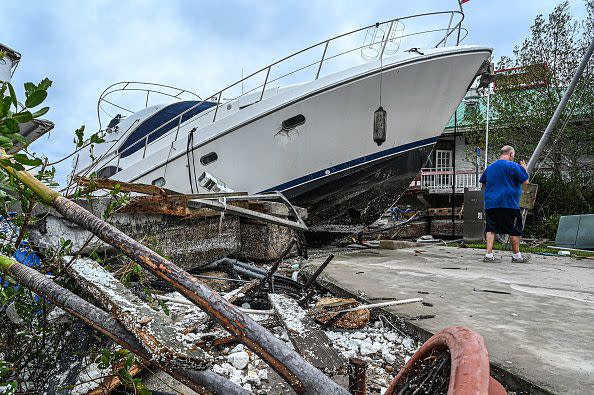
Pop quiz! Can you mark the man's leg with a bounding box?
[486,232,496,254]
[510,236,520,254]
[509,209,531,263]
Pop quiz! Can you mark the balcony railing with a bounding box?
[410,167,479,193]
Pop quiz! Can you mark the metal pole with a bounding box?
[527,37,594,174]
[304,254,334,290]
[456,1,464,45]
[379,21,395,60]
[443,12,454,47]
[316,41,329,80]
[451,111,457,237]
[484,88,490,170]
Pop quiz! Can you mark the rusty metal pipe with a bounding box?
[50,196,348,394]
[0,257,248,395]
[304,254,334,290]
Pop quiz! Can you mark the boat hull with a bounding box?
[284,139,435,227]
[89,47,491,227]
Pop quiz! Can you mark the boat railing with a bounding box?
[99,10,467,167]
[97,81,202,130]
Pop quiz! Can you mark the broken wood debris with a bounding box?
[88,361,145,395]
[0,162,349,394]
[347,357,367,395]
[66,257,211,370]
[269,293,346,374]
[0,255,248,394]
[73,175,181,196]
[312,297,370,330]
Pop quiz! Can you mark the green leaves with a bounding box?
[11,111,32,123]
[74,125,85,147]
[31,107,49,118]
[0,136,13,150]
[24,90,47,109]
[0,77,52,152]
[22,78,52,109]
[90,133,105,144]
[12,153,43,167]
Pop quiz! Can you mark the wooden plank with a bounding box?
[118,194,249,218]
[269,294,345,374]
[67,257,211,370]
[74,176,179,196]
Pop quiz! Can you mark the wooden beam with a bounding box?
[67,257,211,370]
[74,176,179,196]
[269,294,345,374]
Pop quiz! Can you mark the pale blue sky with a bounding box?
[2,0,588,184]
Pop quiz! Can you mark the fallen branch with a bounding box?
[0,255,248,395]
[0,156,348,395]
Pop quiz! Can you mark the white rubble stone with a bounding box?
[245,370,261,386]
[402,338,415,350]
[257,369,268,381]
[228,351,250,370]
[230,344,245,353]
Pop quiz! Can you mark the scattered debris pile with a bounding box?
[0,171,506,394]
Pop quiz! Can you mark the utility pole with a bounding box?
[527,38,594,174]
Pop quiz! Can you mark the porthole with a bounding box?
[200,152,218,166]
[281,114,305,131]
[96,166,121,179]
[152,177,166,187]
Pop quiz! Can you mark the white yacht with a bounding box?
[73,10,492,227]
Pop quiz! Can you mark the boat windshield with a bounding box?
[119,100,216,158]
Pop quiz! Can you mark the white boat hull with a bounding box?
[79,46,491,226]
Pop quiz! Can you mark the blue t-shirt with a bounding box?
[479,159,528,209]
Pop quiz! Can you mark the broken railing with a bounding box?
[0,158,346,394]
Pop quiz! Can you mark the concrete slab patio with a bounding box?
[304,246,594,395]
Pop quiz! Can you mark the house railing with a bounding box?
[413,167,479,191]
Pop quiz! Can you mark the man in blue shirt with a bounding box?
[479,145,530,263]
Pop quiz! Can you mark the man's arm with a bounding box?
[519,160,529,184]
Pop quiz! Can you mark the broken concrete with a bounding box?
[28,196,307,269]
[303,246,594,395]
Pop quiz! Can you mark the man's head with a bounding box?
[500,145,515,161]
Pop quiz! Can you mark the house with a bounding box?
[405,89,486,207]
[1,43,54,151]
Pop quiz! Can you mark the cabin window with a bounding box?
[200,152,218,166]
[119,101,217,158]
[152,177,166,187]
[281,114,305,131]
[96,166,121,179]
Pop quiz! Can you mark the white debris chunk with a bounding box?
[228,351,250,370]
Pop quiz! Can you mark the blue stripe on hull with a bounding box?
[262,136,438,193]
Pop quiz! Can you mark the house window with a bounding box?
[435,150,452,170]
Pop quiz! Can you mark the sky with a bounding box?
[2,0,589,185]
